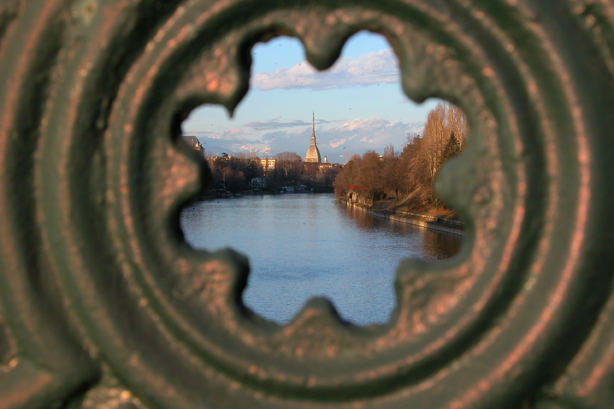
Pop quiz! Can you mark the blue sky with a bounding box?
[182,31,439,162]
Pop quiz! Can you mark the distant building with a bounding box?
[250,177,267,190]
[304,113,322,163]
[260,158,276,171]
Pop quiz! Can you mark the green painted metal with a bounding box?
[0,0,613,408]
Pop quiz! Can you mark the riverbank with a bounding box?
[199,186,334,199]
[341,200,464,237]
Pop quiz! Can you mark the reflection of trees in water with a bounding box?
[421,230,461,260]
[343,205,379,230]
[339,203,462,261]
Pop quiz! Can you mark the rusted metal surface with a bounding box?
[0,0,613,408]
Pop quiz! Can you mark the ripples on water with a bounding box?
[180,194,461,325]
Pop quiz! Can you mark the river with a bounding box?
[180,193,461,325]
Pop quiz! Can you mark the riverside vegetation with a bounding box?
[333,102,466,221]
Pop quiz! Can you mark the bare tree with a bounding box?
[333,102,467,210]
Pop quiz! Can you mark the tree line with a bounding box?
[204,152,340,193]
[333,102,466,210]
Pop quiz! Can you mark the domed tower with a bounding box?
[304,113,322,163]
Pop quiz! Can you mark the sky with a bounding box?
[182,31,439,163]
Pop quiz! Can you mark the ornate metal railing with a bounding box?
[1,1,613,408]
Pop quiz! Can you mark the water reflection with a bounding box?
[338,204,461,261]
[421,230,462,260]
[181,194,461,325]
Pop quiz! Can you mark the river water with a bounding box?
[180,194,461,325]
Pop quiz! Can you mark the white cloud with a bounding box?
[318,118,425,154]
[187,127,248,141]
[236,144,272,155]
[253,49,399,91]
[359,137,379,144]
[245,119,310,130]
[335,117,400,132]
[226,127,242,135]
[329,138,347,148]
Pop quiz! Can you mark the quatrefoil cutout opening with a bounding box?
[177,33,467,328]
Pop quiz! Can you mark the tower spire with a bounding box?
[304,112,321,163]
[311,112,316,143]
[312,112,315,136]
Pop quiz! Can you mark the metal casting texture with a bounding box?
[0,0,613,408]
